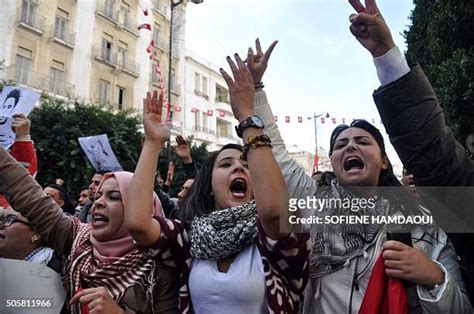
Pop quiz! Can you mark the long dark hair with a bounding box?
[179,143,243,227]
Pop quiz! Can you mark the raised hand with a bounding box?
[12,113,30,139]
[165,161,175,186]
[220,54,254,122]
[70,287,124,314]
[383,241,445,288]
[247,38,278,85]
[174,135,192,163]
[143,90,169,145]
[348,0,395,58]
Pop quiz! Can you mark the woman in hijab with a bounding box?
[0,155,166,313]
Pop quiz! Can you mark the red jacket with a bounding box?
[0,141,37,209]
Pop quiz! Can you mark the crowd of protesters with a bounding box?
[0,0,473,313]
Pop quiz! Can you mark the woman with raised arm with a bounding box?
[0,149,176,312]
[248,37,471,313]
[125,56,310,313]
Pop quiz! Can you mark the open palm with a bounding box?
[143,91,169,144]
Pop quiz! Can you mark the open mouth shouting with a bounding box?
[343,155,365,174]
[92,213,110,228]
[230,177,248,199]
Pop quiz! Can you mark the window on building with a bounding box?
[202,76,208,96]
[117,41,128,68]
[54,16,67,41]
[215,84,229,103]
[202,112,208,130]
[104,0,115,19]
[194,110,200,130]
[15,53,32,84]
[153,0,164,13]
[117,86,125,110]
[171,68,178,91]
[217,120,229,138]
[50,60,65,95]
[101,37,113,62]
[120,3,130,28]
[99,79,110,103]
[194,72,200,93]
[21,0,37,26]
[151,62,159,83]
[153,24,161,47]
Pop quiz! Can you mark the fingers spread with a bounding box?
[255,38,263,56]
[349,0,365,13]
[264,40,278,61]
[219,68,235,89]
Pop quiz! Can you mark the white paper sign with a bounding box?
[0,86,40,149]
[0,259,66,313]
[78,134,122,172]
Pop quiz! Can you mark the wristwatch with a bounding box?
[235,115,264,138]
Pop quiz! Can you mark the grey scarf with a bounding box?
[309,179,395,278]
[190,201,258,260]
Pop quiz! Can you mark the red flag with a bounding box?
[285,116,290,123]
[313,154,319,173]
[191,108,198,113]
[274,115,278,122]
[138,23,151,31]
[307,116,312,120]
[321,117,325,124]
[207,110,213,116]
[146,40,155,53]
[219,111,225,117]
[298,116,302,123]
[174,106,182,112]
[143,8,149,16]
[332,117,336,124]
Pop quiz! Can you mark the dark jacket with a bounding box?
[373,64,474,303]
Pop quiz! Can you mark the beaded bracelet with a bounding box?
[241,134,272,160]
[254,81,264,90]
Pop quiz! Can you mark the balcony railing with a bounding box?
[216,131,239,142]
[193,125,215,135]
[96,0,119,22]
[96,0,139,36]
[93,45,140,76]
[51,24,75,47]
[16,9,46,33]
[4,65,75,97]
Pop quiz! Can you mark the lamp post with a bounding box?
[166,0,203,163]
[313,112,329,172]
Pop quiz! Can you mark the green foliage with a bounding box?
[404,0,474,150]
[29,97,142,197]
[157,136,209,196]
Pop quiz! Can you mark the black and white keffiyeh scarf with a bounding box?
[190,201,258,260]
[309,179,396,278]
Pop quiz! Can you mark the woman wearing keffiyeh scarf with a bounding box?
[125,51,310,313]
[0,155,164,312]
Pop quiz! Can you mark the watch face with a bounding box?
[251,115,264,128]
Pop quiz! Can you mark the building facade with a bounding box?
[183,50,241,151]
[0,0,186,113]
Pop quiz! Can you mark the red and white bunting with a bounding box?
[297,117,302,123]
[321,117,325,124]
[138,23,151,31]
[146,40,155,53]
[174,106,182,112]
[307,116,312,120]
[285,116,290,123]
[219,111,225,117]
[207,109,213,116]
[332,117,336,124]
[274,116,278,122]
[191,107,198,113]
